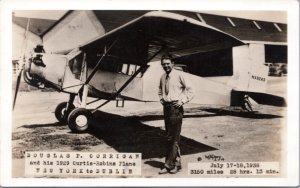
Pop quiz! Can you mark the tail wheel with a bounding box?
[55,102,75,123]
[243,101,253,112]
[68,108,92,133]
[241,95,253,112]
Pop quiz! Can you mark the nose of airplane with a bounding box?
[23,52,69,91]
[23,53,46,89]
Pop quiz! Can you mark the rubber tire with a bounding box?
[55,102,75,124]
[68,108,92,133]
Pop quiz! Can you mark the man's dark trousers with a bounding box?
[163,102,183,170]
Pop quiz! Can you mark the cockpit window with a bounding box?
[120,64,142,77]
[69,53,84,79]
[86,52,144,78]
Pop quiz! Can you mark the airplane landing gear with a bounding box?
[68,108,92,133]
[241,95,253,112]
[55,94,76,124]
[55,102,75,123]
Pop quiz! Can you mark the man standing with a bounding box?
[158,54,194,174]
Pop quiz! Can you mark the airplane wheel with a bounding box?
[55,102,75,123]
[68,108,92,133]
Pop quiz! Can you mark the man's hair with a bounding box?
[161,53,174,64]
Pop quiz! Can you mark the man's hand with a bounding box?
[172,101,184,108]
[160,99,165,105]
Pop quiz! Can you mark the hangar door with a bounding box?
[265,45,287,64]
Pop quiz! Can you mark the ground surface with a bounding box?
[11,77,287,178]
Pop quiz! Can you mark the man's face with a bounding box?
[161,59,174,74]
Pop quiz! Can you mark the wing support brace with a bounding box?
[91,64,148,113]
[78,39,119,108]
[61,39,119,92]
[90,45,165,113]
[85,39,119,85]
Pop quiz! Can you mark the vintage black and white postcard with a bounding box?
[0,0,299,187]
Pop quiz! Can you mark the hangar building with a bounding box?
[12,10,287,79]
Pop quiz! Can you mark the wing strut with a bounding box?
[74,39,119,109]
[61,40,119,91]
[85,39,119,85]
[147,45,165,62]
[91,64,148,113]
[91,46,165,113]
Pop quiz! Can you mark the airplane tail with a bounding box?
[228,45,286,108]
[228,62,269,93]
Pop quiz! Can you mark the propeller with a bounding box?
[13,17,30,110]
[13,68,23,110]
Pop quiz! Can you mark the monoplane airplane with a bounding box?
[13,11,286,133]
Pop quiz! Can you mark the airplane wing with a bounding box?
[79,11,244,65]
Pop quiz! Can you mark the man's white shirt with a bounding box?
[158,69,194,104]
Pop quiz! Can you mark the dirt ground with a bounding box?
[11,77,287,178]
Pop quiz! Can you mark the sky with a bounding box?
[14,10,287,23]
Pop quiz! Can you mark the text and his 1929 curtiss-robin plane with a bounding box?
[13,11,286,133]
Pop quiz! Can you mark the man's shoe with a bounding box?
[177,166,182,172]
[158,168,170,175]
[168,168,178,174]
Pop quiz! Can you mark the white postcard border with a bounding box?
[1,0,299,186]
